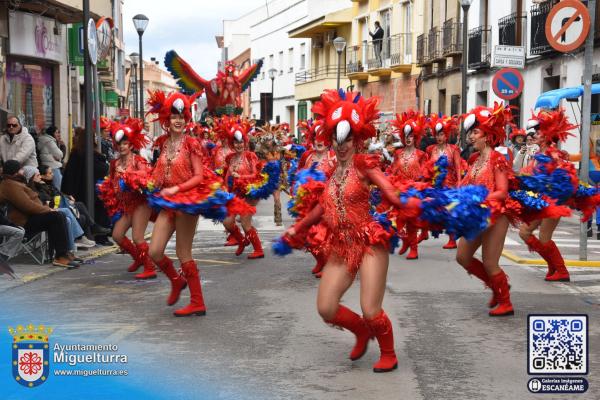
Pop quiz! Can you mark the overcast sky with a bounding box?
[123,0,266,80]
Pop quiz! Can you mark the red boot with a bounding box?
[224,232,238,247]
[246,227,264,259]
[488,270,514,316]
[463,258,497,308]
[134,242,157,280]
[365,310,398,372]
[543,240,570,282]
[443,234,457,249]
[417,229,429,243]
[229,225,249,256]
[118,237,142,272]
[174,260,207,317]
[310,249,325,275]
[525,236,555,278]
[397,230,410,255]
[155,256,187,306]
[326,305,372,361]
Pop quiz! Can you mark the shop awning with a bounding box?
[288,8,353,38]
[14,0,108,23]
[535,83,600,109]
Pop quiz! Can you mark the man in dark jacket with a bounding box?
[369,21,385,64]
[0,160,79,267]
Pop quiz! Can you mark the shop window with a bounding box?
[6,59,54,133]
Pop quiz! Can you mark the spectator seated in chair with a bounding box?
[0,208,25,262]
[0,160,80,268]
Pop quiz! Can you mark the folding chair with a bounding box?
[21,232,51,265]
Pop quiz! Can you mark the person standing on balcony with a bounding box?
[369,21,385,65]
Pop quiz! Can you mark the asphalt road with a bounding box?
[2,197,599,399]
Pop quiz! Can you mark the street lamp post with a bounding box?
[460,0,473,146]
[333,37,347,90]
[129,52,139,118]
[132,14,149,120]
[268,68,277,123]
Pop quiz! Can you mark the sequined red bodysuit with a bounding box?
[110,155,149,216]
[390,148,427,181]
[225,151,260,197]
[213,144,233,170]
[426,144,461,187]
[295,154,407,275]
[152,135,203,190]
[301,149,337,178]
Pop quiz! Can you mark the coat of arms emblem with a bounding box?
[9,324,52,387]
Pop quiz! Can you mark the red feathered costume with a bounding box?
[290,89,420,373]
[222,119,265,259]
[145,89,207,317]
[96,118,156,279]
[520,108,578,283]
[460,102,516,316]
[388,110,429,259]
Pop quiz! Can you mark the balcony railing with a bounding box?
[366,39,390,69]
[346,45,365,74]
[390,33,412,66]
[428,27,443,61]
[417,33,428,65]
[295,65,343,84]
[468,26,492,70]
[442,19,462,56]
[530,0,559,55]
[499,12,527,46]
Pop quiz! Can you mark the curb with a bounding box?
[502,250,600,267]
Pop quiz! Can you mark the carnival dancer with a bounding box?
[296,119,337,277]
[389,111,428,260]
[258,124,286,226]
[425,114,462,249]
[145,90,214,317]
[222,120,279,259]
[282,89,419,373]
[455,102,515,316]
[518,109,577,282]
[97,118,155,279]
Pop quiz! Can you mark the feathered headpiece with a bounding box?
[526,108,577,145]
[99,116,111,130]
[311,89,380,148]
[299,119,330,147]
[391,109,427,145]
[146,90,201,129]
[509,128,526,141]
[463,102,514,147]
[429,114,459,140]
[226,119,252,147]
[109,118,149,150]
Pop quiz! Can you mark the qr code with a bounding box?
[528,315,588,375]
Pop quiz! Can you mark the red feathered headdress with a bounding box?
[299,119,330,147]
[226,119,252,147]
[463,102,514,147]
[509,128,526,141]
[312,89,380,149]
[429,114,459,140]
[109,118,149,150]
[391,109,427,145]
[526,108,577,144]
[99,116,111,130]
[146,90,201,129]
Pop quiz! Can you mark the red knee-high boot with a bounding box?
[246,227,264,259]
[134,242,157,280]
[463,258,497,308]
[155,256,187,306]
[229,225,249,256]
[543,240,570,282]
[443,234,457,249]
[406,228,419,260]
[525,236,555,279]
[365,310,398,373]
[488,270,514,316]
[118,237,142,272]
[224,231,238,247]
[417,229,429,243]
[174,260,207,317]
[397,229,410,255]
[326,305,372,361]
[310,248,326,276]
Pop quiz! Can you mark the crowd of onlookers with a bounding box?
[0,115,112,268]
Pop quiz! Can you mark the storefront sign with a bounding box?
[8,11,65,63]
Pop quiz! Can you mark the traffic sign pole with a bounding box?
[580,0,596,261]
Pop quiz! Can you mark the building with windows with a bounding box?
[464,0,600,154]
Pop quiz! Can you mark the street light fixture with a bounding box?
[333,37,346,90]
[268,68,277,122]
[132,14,149,121]
[460,0,473,146]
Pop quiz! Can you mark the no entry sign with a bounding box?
[492,68,524,100]
[545,0,591,53]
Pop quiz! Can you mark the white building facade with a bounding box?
[465,0,600,154]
